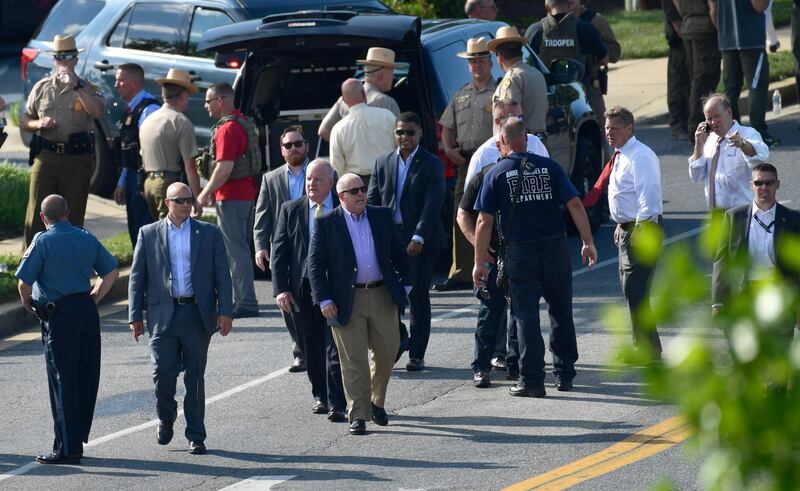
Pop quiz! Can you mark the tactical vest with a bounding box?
[119,97,159,169]
[208,114,262,180]
[539,13,585,70]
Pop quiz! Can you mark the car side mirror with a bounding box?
[548,58,584,84]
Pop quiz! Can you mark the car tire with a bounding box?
[566,136,605,234]
[89,124,117,198]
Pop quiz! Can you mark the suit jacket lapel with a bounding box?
[190,218,200,270]
[157,219,170,270]
[335,208,357,265]
[279,163,290,203]
[387,153,398,209]
[300,198,310,247]
[401,154,421,207]
[774,203,785,259]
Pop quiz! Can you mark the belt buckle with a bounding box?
[56,143,66,154]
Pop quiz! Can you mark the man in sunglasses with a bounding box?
[20,34,104,248]
[197,82,260,319]
[329,78,396,190]
[255,125,313,372]
[712,163,800,332]
[368,111,446,372]
[689,93,769,212]
[308,173,412,435]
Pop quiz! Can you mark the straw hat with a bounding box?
[457,37,492,59]
[47,34,84,54]
[155,68,199,95]
[486,26,528,52]
[356,47,400,69]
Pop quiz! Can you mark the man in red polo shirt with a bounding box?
[197,83,261,318]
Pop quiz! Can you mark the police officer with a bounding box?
[15,194,119,464]
[196,82,261,318]
[487,26,548,135]
[473,117,597,397]
[662,0,692,140]
[526,0,609,103]
[20,34,104,248]
[435,37,497,292]
[113,63,160,248]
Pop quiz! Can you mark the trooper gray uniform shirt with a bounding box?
[319,81,400,136]
[493,60,548,134]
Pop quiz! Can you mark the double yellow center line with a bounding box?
[504,416,692,491]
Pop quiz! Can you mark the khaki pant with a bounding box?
[330,285,399,422]
[144,174,180,220]
[24,149,92,248]
[447,162,474,282]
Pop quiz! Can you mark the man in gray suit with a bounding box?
[129,182,233,456]
[254,125,310,372]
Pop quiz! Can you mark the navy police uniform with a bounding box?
[475,152,580,390]
[15,221,117,458]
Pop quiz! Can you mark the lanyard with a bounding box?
[753,213,775,234]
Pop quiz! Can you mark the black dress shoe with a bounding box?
[556,380,573,392]
[371,403,389,426]
[508,384,546,398]
[473,370,490,388]
[328,408,347,422]
[35,452,82,465]
[312,399,329,414]
[189,441,207,455]
[406,358,425,372]
[432,279,473,291]
[349,419,367,435]
[288,357,306,372]
[157,421,174,445]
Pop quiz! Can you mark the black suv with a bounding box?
[200,12,605,228]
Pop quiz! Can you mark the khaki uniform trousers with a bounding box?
[330,285,400,422]
[24,149,92,248]
[447,162,474,282]
[144,174,180,220]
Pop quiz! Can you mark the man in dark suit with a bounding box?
[271,159,347,422]
[367,111,446,372]
[309,173,413,435]
[129,182,233,455]
[712,163,800,333]
[254,126,310,372]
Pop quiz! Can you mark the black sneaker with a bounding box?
[473,370,490,388]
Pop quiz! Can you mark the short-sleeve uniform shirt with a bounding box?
[475,152,578,241]
[16,221,117,304]
[440,78,498,154]
[25,74,101,142]
[139,105,198,172]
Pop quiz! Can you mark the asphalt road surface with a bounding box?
[2,116,800,490]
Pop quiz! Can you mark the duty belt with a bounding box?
[146,171,181,179]
[40,136,93,155]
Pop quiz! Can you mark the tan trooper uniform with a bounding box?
[23,74,102,247]
[493,60,548,134]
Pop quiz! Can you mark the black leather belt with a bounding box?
[40,136,93,155]
[354,280,384,289]
[173,295,195,305]
[146,171,181,179]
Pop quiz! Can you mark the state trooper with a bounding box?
[20,34,104,248]
[15,194,119,464]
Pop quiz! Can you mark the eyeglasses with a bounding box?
[342,186,367,195]
[282,140,306,150]
[753,179,777,187]
[53,53,79,62]
[204,96,225,104]
[167,197,194,205]
[395,129,416,137]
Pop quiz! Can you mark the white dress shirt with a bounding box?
[688,122,769,210]
[167,217,193,297]
[608,136,663,224]
[329,103,396,176]
[748,201,776,279]
[466,133,549,184]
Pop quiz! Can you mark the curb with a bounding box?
[0,267,131,339]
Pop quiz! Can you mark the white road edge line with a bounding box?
[0,224,707,482]
[218,475,296,490]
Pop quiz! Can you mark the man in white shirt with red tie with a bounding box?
[689,93,769,211]
[603,106,664,360]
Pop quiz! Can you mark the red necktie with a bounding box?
[582,150,619,208]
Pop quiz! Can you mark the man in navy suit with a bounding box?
[367,111,446,372]
[271,159,346,422]
[712,163,800,333]
[309,173,413,435]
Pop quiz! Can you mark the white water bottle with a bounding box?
[772,89,782,116]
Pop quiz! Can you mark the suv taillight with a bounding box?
[21,47,40,81]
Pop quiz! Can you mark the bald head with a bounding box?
[341,78,366,107]
[41,194,69,223]
[336,173,362,193]
[166,182,192,199]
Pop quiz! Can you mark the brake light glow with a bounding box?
[21,47,40,81]
[226,60,240,69]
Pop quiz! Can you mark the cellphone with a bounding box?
[704,123,711,134]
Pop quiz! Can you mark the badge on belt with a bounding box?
[74,98,84,112]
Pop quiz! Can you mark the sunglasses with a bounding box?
[53,53,79,62]
[204,96,225,104]
[167,197,194,205]
[342,186,367,195]
[282,140,306,150]
[753,179,777,187]
[395,129,416,137]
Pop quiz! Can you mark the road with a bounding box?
[1,116,799,490]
